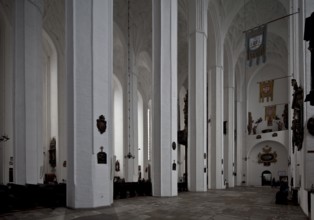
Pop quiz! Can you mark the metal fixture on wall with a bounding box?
[0,134,9,142]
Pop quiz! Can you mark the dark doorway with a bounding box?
[261,170,272,186]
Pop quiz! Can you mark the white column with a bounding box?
[187,0,208,192]
[0,8,14,185]
[209,66,224,189]
[66,0,113,208]
[236,100,245,186]
[13,0,44,185]
[125,53,138,182]
[152,0,178,197]
[143,103,149,180]
[227,86,235,187]
[288,0,298,189]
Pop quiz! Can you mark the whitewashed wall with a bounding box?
[247,140,289,186]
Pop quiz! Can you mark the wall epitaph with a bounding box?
[178,92,188,146]
[49,138,56,168]
[291,79,304,152]
[97,146,107,164]
[258,145,277,166]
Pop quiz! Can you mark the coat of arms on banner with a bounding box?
[246,25,267,66]
[259,80,274,102]
[265,105,276,126]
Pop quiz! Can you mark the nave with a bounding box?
[0,187,308,220]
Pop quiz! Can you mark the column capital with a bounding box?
[209,65,224,71]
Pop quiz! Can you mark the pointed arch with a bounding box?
[42,30,60,181]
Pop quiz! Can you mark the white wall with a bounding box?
[247,65,289,134]
[247,140,288,186]
[43,31,59,180]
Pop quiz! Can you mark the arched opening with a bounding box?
[261,170,272,186]
[147,100,152,179]
[42,31,59,183]
[138,91,144,179]
[0,6,13,184]
[247,141,288,186]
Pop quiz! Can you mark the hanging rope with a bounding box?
[256,75,293,84]
[126,0,135,159]
[243,10,299,33]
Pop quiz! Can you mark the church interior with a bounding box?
[0,0,314,218]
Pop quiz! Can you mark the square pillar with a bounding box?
[152,0,178,197]
[66,0,113,208]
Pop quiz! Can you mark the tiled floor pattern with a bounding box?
[0,186,308,220]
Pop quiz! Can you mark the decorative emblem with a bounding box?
[258,145,277,166]
[172,142,176,150]
[307,118,314,136]
[96,115,107,134]
[115,160,120,172]
[272,132,278,137]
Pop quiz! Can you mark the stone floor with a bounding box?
[0,186,309,220]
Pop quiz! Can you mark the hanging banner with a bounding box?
[259,80,274,102]
[265,105,276,126]
[246,25,267,66]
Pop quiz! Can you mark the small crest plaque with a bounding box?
[96,115,107,134]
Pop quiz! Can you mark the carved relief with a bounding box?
[49,137,56,168]
[282,104,288,129]
[247,112,254,135]
[178,92,188,146]
[291,79,304,152]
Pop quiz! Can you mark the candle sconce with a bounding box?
[0,134,9,142]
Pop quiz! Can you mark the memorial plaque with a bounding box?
[97,146,107,164]
[172,161,176,171]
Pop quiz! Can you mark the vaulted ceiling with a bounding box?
[0,0,291,104]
